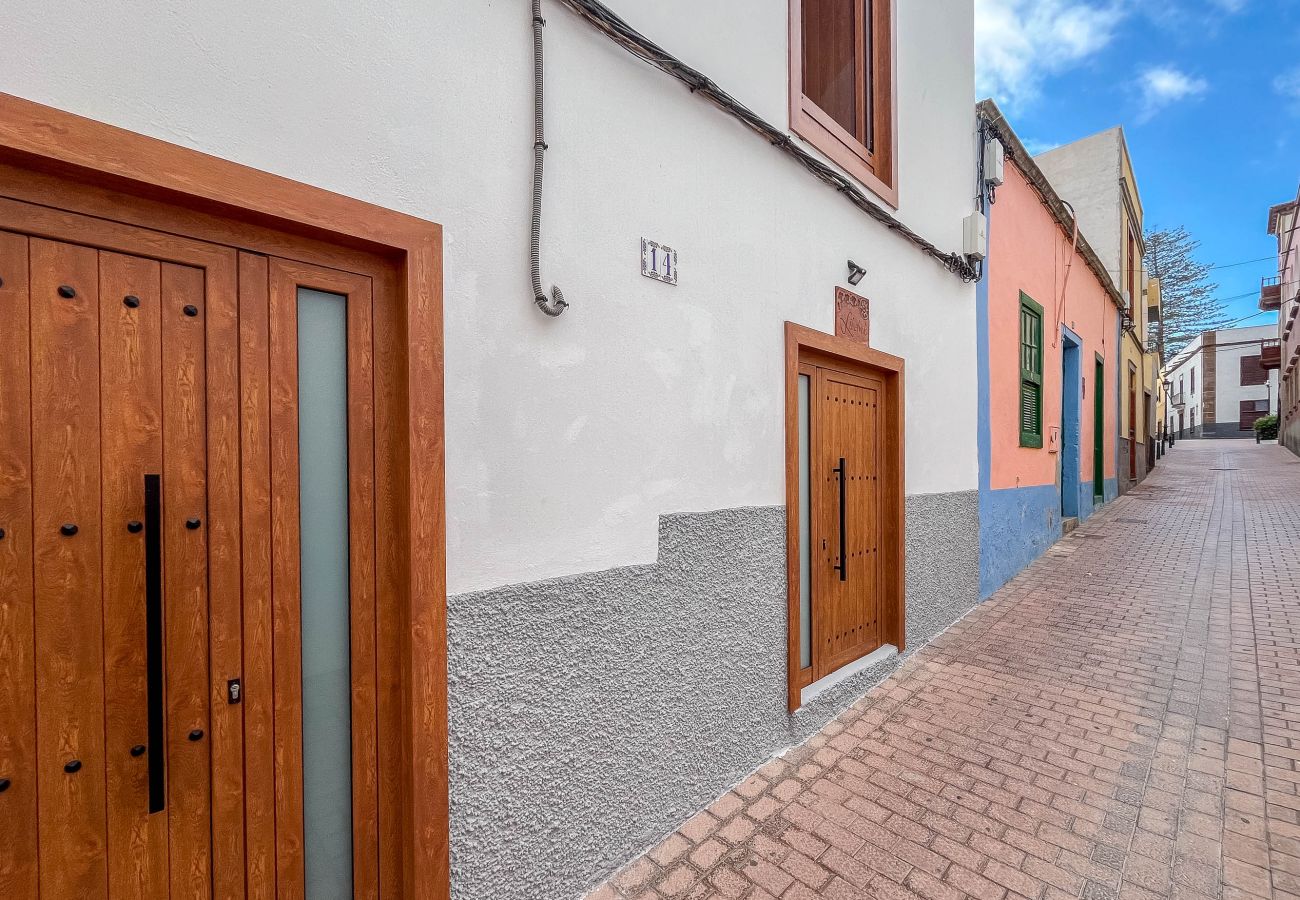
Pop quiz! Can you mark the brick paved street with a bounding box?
[588,441,1300,900]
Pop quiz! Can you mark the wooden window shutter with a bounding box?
[1240,399,1267,430]
[1019,293,1045,448]
[790,0,896,204]
[1020,382,1041,435]
[1240,354,1267,386]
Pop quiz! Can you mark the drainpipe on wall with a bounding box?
[531,0,569,317]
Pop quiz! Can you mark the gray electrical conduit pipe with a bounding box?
[532,0,568,317]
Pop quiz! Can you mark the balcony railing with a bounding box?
[1261,276,1282,310]
[1169,389,1186,408]
[1263,338,1282,369]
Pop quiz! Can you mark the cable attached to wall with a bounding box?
[551,0,980,283]
[1052,200,1078,350]
[532,0,569,317]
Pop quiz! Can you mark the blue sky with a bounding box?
[976,0,1300,327]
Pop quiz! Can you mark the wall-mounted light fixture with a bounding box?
[846,260,866,286]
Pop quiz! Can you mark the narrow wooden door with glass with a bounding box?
[796,362,886,685]
[1128,369,1138,481]
[0,218,385,898]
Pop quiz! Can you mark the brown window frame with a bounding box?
[789,0,898,207]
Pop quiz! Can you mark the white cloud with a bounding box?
[1144,0,1249,34]
[1136,65,1208,121]
[1276,67,1300,107]
[976,0,1127,109]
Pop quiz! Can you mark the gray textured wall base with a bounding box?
[1197,422,1262,438]
[446,491,979,900]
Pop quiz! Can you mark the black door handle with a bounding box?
[144,474,165,814]
[834,457,847,582]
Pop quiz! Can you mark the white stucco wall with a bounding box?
[1166,335,1204,432]
[1,0,978,594]
[1214,325,1280,428]
[1035,128,1124,281]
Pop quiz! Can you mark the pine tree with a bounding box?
[1145,226,1232,364]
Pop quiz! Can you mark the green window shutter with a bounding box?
[1020,382,1041,437]
[1019,293,1044,449]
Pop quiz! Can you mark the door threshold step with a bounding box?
[800,644,898,707]
[1061,517,1079,535]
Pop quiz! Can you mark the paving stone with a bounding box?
[584,443,1300,900]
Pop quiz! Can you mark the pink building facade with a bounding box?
[977,101,1124,597]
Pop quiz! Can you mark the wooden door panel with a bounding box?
[345,276,380,900]
[239,252,278,900]
[0,231,37,899]
[160,262,213,899]
[204,250,245,900]
[30,237,109,898]
[268,261,307,899]
[99,250,169,900]
[812,366,884,679]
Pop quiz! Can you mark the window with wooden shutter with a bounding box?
[1019,293,1044,448]
[1240,354,1268,386]
[790,0,896,205]
[1240,398,1268,430]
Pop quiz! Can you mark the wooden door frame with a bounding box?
[1093,355,1105,500]
[0,92,448,898]
[783,322,904,713]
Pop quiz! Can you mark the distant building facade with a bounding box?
[1264,190,1298,452]
[1165,326,1279,439]
[1036,127,1160,493]
[975,100,1124,599]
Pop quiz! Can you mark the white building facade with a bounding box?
[1166,325,1279,440]
[0,1,982,897]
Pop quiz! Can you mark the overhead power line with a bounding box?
[1219,309,1273,329]
[1207,255,1276,271]
[1103,256,1278,279]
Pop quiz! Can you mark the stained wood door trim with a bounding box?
[0,232,36,896]
[266,258,381,897]
[784,322,905,713]
[0,92,448,899]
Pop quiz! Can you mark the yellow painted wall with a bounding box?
[1146,278,1164,436]
[1117,139,1153,453]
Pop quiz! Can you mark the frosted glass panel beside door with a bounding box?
[297,287,354,898]
[798,373,812,669]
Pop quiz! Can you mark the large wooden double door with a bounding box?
[0,201,388,898]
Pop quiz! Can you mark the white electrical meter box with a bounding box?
[963,211,988,260]
[984,137,1005,186]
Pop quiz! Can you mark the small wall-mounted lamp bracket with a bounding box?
[846,260,867,286]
